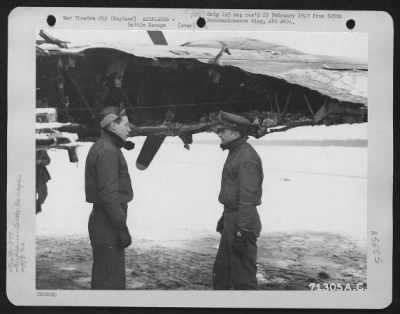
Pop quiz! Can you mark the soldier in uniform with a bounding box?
[85,105,134,289]
[213,111,264,290]
[36,150,51,214]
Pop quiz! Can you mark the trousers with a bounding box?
[213,211,258,290]
[89,204,128,289]
[36,183,48,214]
[91,245,126,289]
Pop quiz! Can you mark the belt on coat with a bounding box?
[223,206,239,213]
[93,203,128,210]
[223,205,259,213]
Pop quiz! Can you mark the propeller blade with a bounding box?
[136,135,166,170]
[135,31,168,170]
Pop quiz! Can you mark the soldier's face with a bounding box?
[216,127,240,145]
[110,116,131,141]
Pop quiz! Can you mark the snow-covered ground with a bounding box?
[36,123,368,244]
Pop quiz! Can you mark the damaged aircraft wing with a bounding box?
[36,33,368,167]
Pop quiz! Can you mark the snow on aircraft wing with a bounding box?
[37,42,367,105]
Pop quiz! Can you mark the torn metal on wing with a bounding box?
[35,30,368,165]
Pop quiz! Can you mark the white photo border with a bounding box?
[7,7,393,308]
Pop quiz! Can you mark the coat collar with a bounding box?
[101,129,135,150]
[220,136,248,152]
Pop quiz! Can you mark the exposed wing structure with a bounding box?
[38,42,367,105]
[36,32,368,165]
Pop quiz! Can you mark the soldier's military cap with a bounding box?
[99,105,126,128]
[218,111,251,132]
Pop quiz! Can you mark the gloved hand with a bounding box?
[216,215,224,233]
[118,227,132,249]
[232,233,246,257]
[232,229,253,257]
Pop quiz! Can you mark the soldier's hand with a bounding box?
[216,215,224,233]
[232,230,253,257]
[118,227,132,249]
[232,233,246,257]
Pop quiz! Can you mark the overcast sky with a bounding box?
[45,29,368,62]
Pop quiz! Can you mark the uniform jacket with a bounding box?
[36,150,51,185]
[218,136,263,236]
[85,129,133,245]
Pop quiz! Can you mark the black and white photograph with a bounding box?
[35,28,368,290]
[7,7,393,308]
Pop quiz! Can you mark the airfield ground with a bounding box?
[36,124,367,290]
